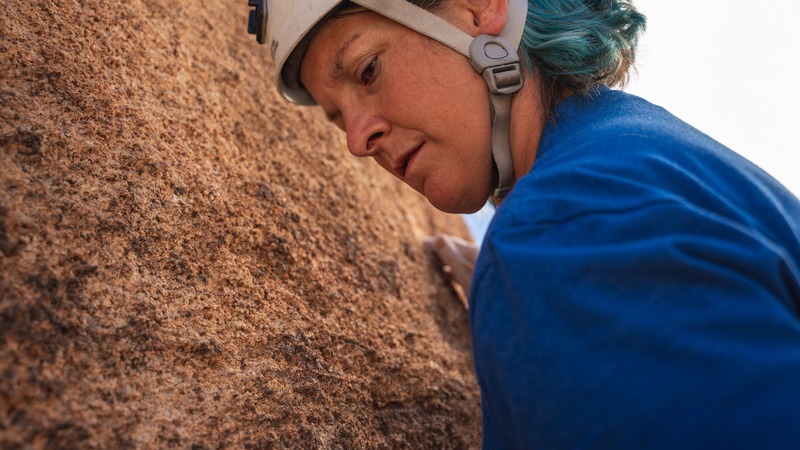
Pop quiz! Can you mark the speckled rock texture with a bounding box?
[0,1,481,448]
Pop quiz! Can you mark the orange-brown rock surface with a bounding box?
[0,1,480,448]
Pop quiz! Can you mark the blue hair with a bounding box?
[519,0,647,113]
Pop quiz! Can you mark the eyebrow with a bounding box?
[329,32,363,83]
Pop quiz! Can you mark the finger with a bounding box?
[422,234,447,253]
[423,235,464,267]
[443,237,476,269]
[423,234,477,290]
[449,237,480,262]
[436,237,476,289]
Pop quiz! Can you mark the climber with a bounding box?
[247,0,800,448]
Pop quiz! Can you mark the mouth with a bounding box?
[394,143,422,179]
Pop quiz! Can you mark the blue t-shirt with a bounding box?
[470,87,800,449]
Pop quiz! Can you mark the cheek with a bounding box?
[385,34,486,109]
[423,44,478,90]
[385,57,491,144]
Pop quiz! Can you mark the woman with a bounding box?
[249,0,800,447]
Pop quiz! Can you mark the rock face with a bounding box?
[0,1,480,448]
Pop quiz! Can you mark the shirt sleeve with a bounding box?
[470,181,800,449]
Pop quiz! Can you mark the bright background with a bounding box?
[465,0,800,242]
[627,0,800,196]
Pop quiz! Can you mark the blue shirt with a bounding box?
[470,87,800,449]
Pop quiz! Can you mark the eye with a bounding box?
[359,57,379,85]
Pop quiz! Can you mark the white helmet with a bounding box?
[247,0,528,198]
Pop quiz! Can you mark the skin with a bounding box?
[299,0,549,294]
[421,234,479,294]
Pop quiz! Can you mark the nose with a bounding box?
[344,109,389,158]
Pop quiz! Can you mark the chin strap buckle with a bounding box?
[469,35,523,95]
[469,35,523,199]
[247,0,267,45]
[484,63,523,95]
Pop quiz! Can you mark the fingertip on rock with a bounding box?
[422,234,446,251]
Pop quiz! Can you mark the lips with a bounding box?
[394,143,422,179]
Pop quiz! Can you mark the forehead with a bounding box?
[300,11,398,83]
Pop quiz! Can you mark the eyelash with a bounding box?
[360,57,378,85]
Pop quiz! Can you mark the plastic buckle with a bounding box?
[484,63,523,95]
[469,34,523,95]
[247,0,267,45]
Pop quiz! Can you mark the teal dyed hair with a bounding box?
[519,0,647,114]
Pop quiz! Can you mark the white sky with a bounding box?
[626,0,800,197]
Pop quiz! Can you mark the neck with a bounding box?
[491,74,548,206]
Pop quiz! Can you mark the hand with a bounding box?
[423,234,480,297]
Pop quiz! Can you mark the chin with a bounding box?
[424,182,491,214]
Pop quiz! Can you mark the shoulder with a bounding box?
[500,88,800,242]
[473,88,800,293]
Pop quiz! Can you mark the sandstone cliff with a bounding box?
[0,1,480,448]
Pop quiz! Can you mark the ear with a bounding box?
[455,0,508,37]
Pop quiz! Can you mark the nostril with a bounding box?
[366,132,383,152]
